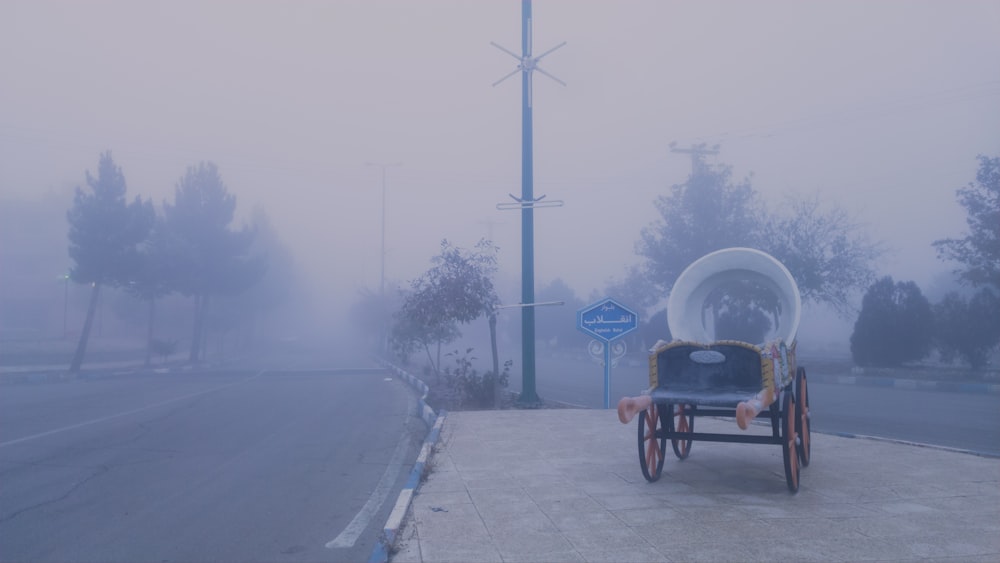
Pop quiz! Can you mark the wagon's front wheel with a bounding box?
[795,367,811,467]
[669,403,694,460]
[638,402,666,482]
[781,390,800,493]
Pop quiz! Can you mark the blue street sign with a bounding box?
[577,298,639,342]
[577,298,639,409]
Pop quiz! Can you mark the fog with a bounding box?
[2,1,999,354]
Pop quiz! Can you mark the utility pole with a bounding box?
[63,273,69,339]
[669,142,720,175]
[492,0,565,406]
[366,161,400,356]
[477,219,504,244]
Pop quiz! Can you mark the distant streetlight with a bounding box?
[62,273,70,339]
[366,162,400,355]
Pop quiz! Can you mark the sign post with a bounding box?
[577,298,639,408]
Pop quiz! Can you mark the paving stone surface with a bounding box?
[391,409,1000,563]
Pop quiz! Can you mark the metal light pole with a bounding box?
[367,162,400,356]
[63,273,69,339]
[492,0,565,406]
[520,0,537,405]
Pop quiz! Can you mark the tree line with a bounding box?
[852,154,1000,369]
[374,150,999,386]
[66,151,273,372]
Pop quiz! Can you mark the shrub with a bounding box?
[149,338,178,363]
[850,276,933,367]
[439,348,510,409]
[934,288,1000,369]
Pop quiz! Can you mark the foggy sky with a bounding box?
[2,0,999,335]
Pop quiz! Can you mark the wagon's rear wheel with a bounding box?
[781,390,800,493]
[795,367,811,467]
[638,402,666,482]
[669,403,694,460]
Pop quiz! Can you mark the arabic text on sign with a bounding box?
[582,315,633,326]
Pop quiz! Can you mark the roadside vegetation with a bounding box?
[1,151,300,374]
[5,150,993,388]
[359,151,999,407]
[851,155,999,372]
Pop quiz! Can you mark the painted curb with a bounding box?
[381,362,437,428]
[820,429,1000,459]
[369,360,444,563]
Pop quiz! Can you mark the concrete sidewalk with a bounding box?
[391,409,999,563]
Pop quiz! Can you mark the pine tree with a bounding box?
[66,152,154,372]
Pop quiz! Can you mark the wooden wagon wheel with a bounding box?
[669,403,694,460]
[795,367,811,467]
[781,389,800,493]
[637,402,666,482]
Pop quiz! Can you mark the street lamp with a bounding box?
[491,0,566,406]
[366,162,400,355]
[62,273,70,339]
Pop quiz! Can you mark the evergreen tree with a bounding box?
[162,162,265,362]
[850,277,933,367]
[66,151,154,372]
[934,288,1000,369]
[122,214,175,366]
[206,210,297,354]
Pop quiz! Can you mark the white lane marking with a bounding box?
[326,404,414,549]
[0,370,267,449]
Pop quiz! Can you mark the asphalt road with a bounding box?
[0,368,424,563]
[807,380,1000,454]
[524,354,1000,456]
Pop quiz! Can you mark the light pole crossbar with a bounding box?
[494,300,565,311]
[496,200,564,210]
